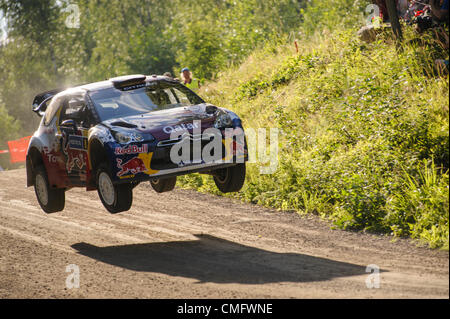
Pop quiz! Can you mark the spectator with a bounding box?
[373,0,389,21]
[412,0,448,32]
[0,165,4,171]
[372,0,413,21]
[398,0,410,17]
[435,59,449,72]
[403,0,429,22]
[430,0,449,21]
[434,21,449,74]
[180,67,200,91]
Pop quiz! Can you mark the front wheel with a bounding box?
[34,165,65,213]
[96,164,133,213]
[213,163,246,193]
[150,176,177,193]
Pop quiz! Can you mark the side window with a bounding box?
[165,89,180,104]
[147,89,172,107]
[44,96,63,126]
[171,87,193,105]
[59,96,86,126]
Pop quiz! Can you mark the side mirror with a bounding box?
[32,96,52,117]
[60,119,77,132]
[34,109,46,117]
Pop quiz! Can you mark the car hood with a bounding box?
[101,103,218,141]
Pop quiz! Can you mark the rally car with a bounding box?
[27,74,247,214]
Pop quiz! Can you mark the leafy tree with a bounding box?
[176,19,226,80]
[0,0,306,135]
[0,101,20,145]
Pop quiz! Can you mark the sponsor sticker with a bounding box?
[116,157,148,177]
[114,144,148,155]
[68,135,87,150]
[163,122,199,134]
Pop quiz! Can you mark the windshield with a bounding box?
[89,81,204,121]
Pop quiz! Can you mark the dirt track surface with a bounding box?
[0,168,448,298]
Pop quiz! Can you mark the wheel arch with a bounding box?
[88,138,109,187]
[26,146,45,187]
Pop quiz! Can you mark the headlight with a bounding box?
[114,132,131,144]
[113,131,145,144]
[214,112,233,129]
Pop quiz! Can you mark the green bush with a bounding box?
[0,103,21,144]
[0,103,21,169]
[179,4,449,249]
[386,160,449,249]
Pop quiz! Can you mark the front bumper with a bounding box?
[108,131,248,184]
[114,160,242,184]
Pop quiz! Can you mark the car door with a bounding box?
[57,94,90,186]
[39,95,70,188]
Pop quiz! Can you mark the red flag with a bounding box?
[7,136,31,164]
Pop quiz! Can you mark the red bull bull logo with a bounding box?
[116,157,147,177]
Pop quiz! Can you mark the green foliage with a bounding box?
[176,19,226,80]
[386,160,449,249]
[178,4,449,249]
[0,38,53,133]
[0,0,448,248]
[299,0,368,35]
[236,54,321,99]
[0,102,20,144]
[0,0,305,139]
[0,102,21,168]
[174,0,305,79]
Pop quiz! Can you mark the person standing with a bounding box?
[431,0,449,21]
[397,0,409,18]
[372,0,389,21]
[180,67,200,91]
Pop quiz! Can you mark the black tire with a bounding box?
[96,163,133,213]
[150,176,177,193]
[34,165,65,213]
[213,163,246,193]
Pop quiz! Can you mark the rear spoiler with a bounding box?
[32,88,65,115]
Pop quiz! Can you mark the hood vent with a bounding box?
[110,121,138,129]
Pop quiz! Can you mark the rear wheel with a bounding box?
[34,165,65,213]
[150,176,177,193]
[96,163,133,213]
[213,163,246,193]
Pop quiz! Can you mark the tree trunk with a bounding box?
[385,0,403,40]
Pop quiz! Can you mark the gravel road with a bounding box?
[0,169,448,298]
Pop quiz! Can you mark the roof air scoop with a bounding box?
[110,74,147,90]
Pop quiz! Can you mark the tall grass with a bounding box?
[178,2,449,249]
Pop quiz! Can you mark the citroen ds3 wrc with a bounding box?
[26,75,247,214]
